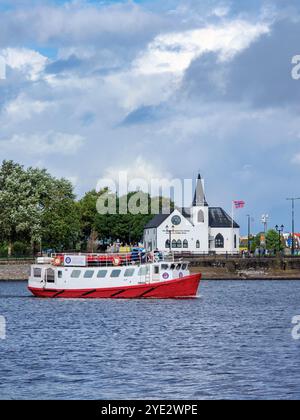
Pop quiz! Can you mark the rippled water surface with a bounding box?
[0,280,300,400]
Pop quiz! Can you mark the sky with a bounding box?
[1,0,300,234]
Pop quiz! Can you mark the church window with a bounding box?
[215,234,224,248]
[172,240,177,249]
[196,240,200,249]
[177,240,182,248]
[183,240,189,249]
[165,240,170,249]
[198,210,204,223]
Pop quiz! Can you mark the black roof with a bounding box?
[144,213,170,229]
[193,174,209,207]
[209,207,239,228]
[144,207,239,229]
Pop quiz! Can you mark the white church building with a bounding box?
[143,174,240,255]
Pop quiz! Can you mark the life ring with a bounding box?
[113,256,121,266]
[53,257,61,266]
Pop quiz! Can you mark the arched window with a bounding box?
[165,239,170,249]
[183,240,189,249]
[215,234,224,249]
[196,240,200,249]
[198,210,204,223]
[234,234,237,249]
[172,239,177,249]
[177,240,182,248]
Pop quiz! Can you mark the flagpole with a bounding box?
[231,201,234,254]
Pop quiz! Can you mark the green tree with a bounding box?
[78,189,109,249]
[41,178,81,251]
[95,191,174,244]
[266,229,284,253]
[0,161,43,256]
[0,160,81,255]
[250,233,261,253]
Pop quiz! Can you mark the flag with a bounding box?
[234,200,245,209]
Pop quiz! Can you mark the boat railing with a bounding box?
[45,251,176,267]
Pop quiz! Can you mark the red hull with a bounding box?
[28,274,201,299]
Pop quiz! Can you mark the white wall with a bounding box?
[143,210,240,254]
[144,228,157,251]
[209,227,240,254]
[154,209,210,253]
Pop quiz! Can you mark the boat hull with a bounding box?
[28,273,201,299]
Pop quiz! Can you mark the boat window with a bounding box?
[71,270,81,278]
[176,264,181,270]
[58,271,63,278]
[170,264,176,270]
[154,266,159,274]
[138,266,149,276]
[46,268,55,283]
[97,270,107,278]
[84,270,94,279]
[124,268,135,277]
[111,270,121,278]
[33,268,42,278]
[161,264,169,270]
[182,264,187,270]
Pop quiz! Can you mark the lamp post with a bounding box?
[275,225,284,254]
[246,215,251,254]
[286,198,300,256]
[165,225,175,253]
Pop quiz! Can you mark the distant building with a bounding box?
[143,174,240,254]
[283,233,300,253]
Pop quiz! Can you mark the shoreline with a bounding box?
[0,263,300,281]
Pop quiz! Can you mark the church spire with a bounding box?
[193,173,208,207]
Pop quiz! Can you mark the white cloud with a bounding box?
[0,48,48,81]
[101,156,173,191]
[0,131,84,156]
[133,20,270,76]
[4,94,51,122]
[211,6,231,18]
[100,18,270,112]
[0,2,161,47]
[292,154,300,165]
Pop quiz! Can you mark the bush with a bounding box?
[0,244,8,258]
[12,242,32,258]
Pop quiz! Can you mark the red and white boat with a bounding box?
[28,252,201,299]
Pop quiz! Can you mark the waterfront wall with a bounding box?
[0,257,300,281]
[189,256,300,279]
[0,260,33,281]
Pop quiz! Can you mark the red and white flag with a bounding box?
[233,200,245,209]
